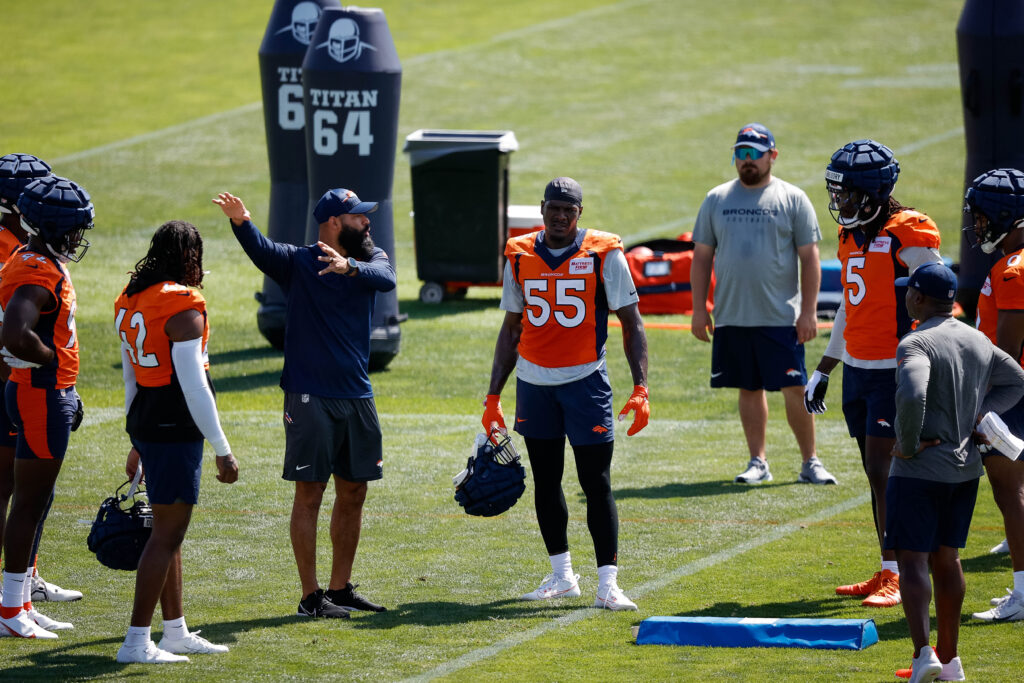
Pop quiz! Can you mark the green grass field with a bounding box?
[3,0,1022,680]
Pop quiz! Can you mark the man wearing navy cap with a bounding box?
[889,262,1024,681]
[690,123,835,486]
[214,188,396,618]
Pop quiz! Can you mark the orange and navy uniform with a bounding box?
[0,249,80,459]
[0,226,22,263]
[115,281,209,442]
[0,249,79,389]
[977,246,1024,365]
[837,210,941,364]
[505,229,622,368]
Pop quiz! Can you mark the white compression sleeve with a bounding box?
[170,337,231,457]
[121,344,138,416]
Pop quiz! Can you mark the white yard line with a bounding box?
[400,491,870,683]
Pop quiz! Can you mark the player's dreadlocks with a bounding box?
[840,196,917,244]
[125,220,204,296]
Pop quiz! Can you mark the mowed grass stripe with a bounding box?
[400,492,870,683]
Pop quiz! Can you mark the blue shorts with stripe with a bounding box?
[4,382,78,460]
[710,326,806,391]
[841,365,897,439]
[514,367,614,446]
[131,439,203,505]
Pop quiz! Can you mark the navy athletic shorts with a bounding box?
[710,326,806,391]
[514,367,614,446]
[841,365,897,439]
[5,382,78,460]
[883,475,979,552]
[0,379,17,448]
[132,439,203,506]
[282,393,383,483]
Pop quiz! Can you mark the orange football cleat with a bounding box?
[861,569,901,607]
[835,571,881,597]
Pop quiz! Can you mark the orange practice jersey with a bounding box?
[977,246,1024,364]
[505,229,622,368]
[837,210,941,362]
[0,227,22,263]
[114,281,209,387]
[0,250,79,388]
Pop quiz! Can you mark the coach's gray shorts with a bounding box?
[282,393,383,483]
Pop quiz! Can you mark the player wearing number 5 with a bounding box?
[806,140,941,609]
[484,177,649,611]
[113,221,238,663]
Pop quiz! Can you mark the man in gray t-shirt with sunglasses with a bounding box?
[691,122,833,486]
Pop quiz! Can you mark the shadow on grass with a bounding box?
[1,615,296,680]
[212,369,283,393]
[349,597,581,630]
[398,296,500,320]
[676,597,911,642]
[959,551,1012,573]
[613,479,801,500]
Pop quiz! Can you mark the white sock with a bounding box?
[162,616,188,641]
[22,570,33,607]
[881,560,899,575]
[125,625,151,648]
[1,571,26,610]
[597,564,618,590]
[1013,570,1024,596]
[549,552,573,580]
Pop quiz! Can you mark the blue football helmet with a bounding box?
[17,175,94,262]
[0,153,52,214]
[825,139,900,229]
[963,168,1024,254]
[87,478,153,571]
[453,430,526,517]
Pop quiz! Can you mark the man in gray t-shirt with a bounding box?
[887,262,1024,680]
[690,122,833,486]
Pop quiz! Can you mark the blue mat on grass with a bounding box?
[635,616,878,650]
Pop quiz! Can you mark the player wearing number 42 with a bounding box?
[113,221,239,663]
[483,177,649,611]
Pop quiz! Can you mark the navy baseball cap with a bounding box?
[544,177,583,206]
[313,188,377,223]
[895,262,957,302]
[733,123,776,152]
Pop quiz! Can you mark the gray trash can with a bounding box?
[403,129,519,303]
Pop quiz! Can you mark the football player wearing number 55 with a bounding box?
[806,140,941,610]
[483,177,649,611]
[114,221,238,664]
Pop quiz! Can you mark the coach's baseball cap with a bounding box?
[895,261,957,302]
[544,177,583,206]
[313,188,377,223]
[733,123,776,152]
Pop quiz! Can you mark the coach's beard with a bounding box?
[341,226,375,261]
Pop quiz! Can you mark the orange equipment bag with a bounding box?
[624,233,714,315]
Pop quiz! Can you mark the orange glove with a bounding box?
[617,385,649,436]
[482,394,506,436]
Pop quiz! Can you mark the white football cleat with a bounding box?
[159,630,229,654]
[520,573,581,601]
[990,538,1009,554]
[31,574,82,602]
[29,608,73,631]
[594,584,638,611]
[973,589,1024,622]
[0,610,59,639]
[116,640,190,664]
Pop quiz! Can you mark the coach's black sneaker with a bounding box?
[326,583,387,612]
[297,588,350,618]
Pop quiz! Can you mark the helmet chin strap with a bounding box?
[43,240,71,263]
[981,231,1008,254]
[838,201,882,229]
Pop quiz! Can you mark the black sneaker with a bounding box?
[297,588,350,618]
[325,583,387,612]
